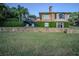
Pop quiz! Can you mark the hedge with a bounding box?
[49,22,56,28]
[36,22,44,27]
[3,21,23,27]
[36,22,56,28]
[64,22,69,28]
[0,18,24,27]
[6,18,19,21]
[36,21,69,28]
[0,17,69,27]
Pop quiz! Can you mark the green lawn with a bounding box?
[0,32,79,56]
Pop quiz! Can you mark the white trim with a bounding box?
[44,22,49,27]
[56,22,64,28]
[56,14,59,19]
[56,19,68,21]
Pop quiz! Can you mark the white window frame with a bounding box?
[44,22,49,27]
[42,14,50,20]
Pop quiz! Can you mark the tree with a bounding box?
[69,12,79,26]
[9,7,19,18]
[0,4,36,27]
[0,3,8,26]
[29,15,36,19]
[17,5,29,22]
[0,3,7,19]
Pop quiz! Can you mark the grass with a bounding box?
[0,32,79,56]
[70,26,79,30]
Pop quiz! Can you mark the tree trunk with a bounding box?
[18,15,21,22]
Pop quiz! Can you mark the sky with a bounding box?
[7,3,79,17]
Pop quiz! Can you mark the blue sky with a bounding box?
[7,3,79,17]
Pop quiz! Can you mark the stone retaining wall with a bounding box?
[0,27,68,32]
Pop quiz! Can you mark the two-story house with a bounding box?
[36,6,69,28]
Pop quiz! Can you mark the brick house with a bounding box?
[36,6,69,28]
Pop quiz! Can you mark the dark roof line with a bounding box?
[39,12,72,14]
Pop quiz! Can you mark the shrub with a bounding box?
[3,21,23,27]
[49,22,56,28]
[36,22,44,27]
[64,22,69,28]
[6,18,19,21]
[1,18,24,27]
[36,21,56,28]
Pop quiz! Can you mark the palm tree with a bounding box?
[17,5,29,22]
[10,7,18,18]
[17,5,21,21]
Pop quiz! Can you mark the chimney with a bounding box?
[49,6,52,12]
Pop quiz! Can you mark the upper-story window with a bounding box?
[59,13,65,19]
[42,14,50,20]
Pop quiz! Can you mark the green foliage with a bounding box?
[0,4,7,19]
[7,18,19,21]
[0,18,23,27]
[17,5,29,21]
[49,22,56,28]
[3,21,23,27]
[29,15,36,19]
[69,12,79,26]
[36,21,69,28]
[36,22,44,27]
[64,22,69,28]
[36,22,56,27]
[0,4,37,27]
[10,7,18,18]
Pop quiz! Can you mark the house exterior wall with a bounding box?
[65,14,70,20]
[39,13,69,22]
[56,14,59,19]
[52,14,55,21]
[55,13,69,21]
[36,12,69,28]
[40,14,51,21]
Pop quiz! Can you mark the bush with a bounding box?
[6,18,19,21]
[36,21,56,28]
[3,21,23,27]
[49,22,56,28]
[36,22,44,27]
[0,18,24,27]
[64,22,69,28]
[36,21,69,28]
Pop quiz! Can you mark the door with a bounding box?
[56,22,64,28]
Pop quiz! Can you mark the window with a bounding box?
[59,13,65,19]
[44,23,49,27]
[42,14,50,20]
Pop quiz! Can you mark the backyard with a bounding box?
[0,32,79,56]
